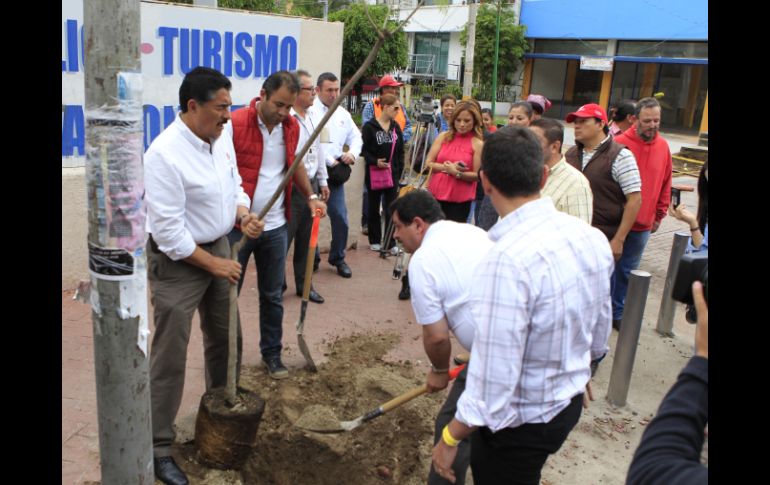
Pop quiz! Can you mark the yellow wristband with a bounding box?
[442,425,460,447]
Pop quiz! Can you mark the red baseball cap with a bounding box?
[565,103,608,124]
[379,74,403,88]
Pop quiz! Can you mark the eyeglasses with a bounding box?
[300,87,314,92]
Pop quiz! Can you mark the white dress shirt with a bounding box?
[145,114,250,261]
[456,198,614,432]
[310,97,362,166]
[224,115,287,231]
[291,107,328,187]
[408,221,494,350]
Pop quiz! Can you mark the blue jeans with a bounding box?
[228,224,287,359]
[611,230,651,321]
[326,183,349,265]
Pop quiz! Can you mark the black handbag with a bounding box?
[327,160,352,186]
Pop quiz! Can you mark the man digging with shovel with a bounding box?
[389,190,493,485]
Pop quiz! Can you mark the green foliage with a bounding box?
[329,4,408,88]
[218,0,278,13]
[460,3,528,86]
[443,83,463,99]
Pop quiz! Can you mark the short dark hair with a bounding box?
[316,72,338,87]
[179,67,231,113]
[389,190,445,224]
[509,101,534,119]
[611,99,637,122]
[295,69,312,80]
[262,70,299,98]
[481,108,493,117]
[440,94,457,107]
[635,97,660,117]
[530,118,564,148]
[481,126,544,198]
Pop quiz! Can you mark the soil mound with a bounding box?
[175,332,444,484]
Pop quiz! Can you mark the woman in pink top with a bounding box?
[424,101,484,222]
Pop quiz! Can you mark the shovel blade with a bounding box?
[297,331,318,372]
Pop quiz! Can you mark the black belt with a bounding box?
[148,234,218,253]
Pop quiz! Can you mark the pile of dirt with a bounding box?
[174,332,445,484]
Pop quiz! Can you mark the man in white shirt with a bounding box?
[390,189,493,485]
[144,66,265,485]
[432,126,614,485]
[286,69,329,304]
[228,70,326,380]
[309,72,362,278]
[530,118,593,224]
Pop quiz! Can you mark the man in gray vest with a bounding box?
[564,103,641,330]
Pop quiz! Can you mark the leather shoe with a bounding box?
[334,261,352,278]
[297,288,325,304]
[612,319,621,331]
[398,274,410,300]
[154,456,189,485]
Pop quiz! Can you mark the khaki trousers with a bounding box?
[147,236,242,457]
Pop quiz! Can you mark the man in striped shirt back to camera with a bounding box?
[431,126,614,485]
[530,118,593,224]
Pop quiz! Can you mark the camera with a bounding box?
[416,94,436,124]
[671,252,708,323]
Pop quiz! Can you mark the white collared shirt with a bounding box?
[224,114,288,231]
[309,97,363,166]
[291,107,328,187]
[456,198,614,432]
[409,221,494,350]
[145,114,250,261]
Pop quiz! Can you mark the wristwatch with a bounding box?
[308,194,319,201]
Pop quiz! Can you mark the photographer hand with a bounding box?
[692,281,708,359]
[669,204,696,227]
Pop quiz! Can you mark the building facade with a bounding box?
[519,0,708,133]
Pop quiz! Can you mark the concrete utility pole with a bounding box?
[83,0,154,483]
[462,3,478,99]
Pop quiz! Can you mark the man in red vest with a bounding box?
[226,70,326,379]
[361,74,413,235]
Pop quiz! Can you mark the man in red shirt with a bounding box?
[613,97,672,329]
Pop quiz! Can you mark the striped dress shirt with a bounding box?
[456,198,614,432]
[542,156,594,224]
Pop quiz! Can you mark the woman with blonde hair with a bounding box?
[423,101,484,222]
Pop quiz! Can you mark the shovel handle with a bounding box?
[300,214,321,301]
[380,363,466,414]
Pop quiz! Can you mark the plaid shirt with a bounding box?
[542,156,593,224]
[456,198,614,432]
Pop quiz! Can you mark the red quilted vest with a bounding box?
[230,97,300,222]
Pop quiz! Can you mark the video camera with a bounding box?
[415,94,436,124]
[671,252,708,323]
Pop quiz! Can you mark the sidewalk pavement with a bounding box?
[62,131,701,484]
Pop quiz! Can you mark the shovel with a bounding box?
[296,212,321,372]
[300,363,466,433]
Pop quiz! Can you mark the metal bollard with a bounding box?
[607,270,652,407]
[655,232,690,337]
